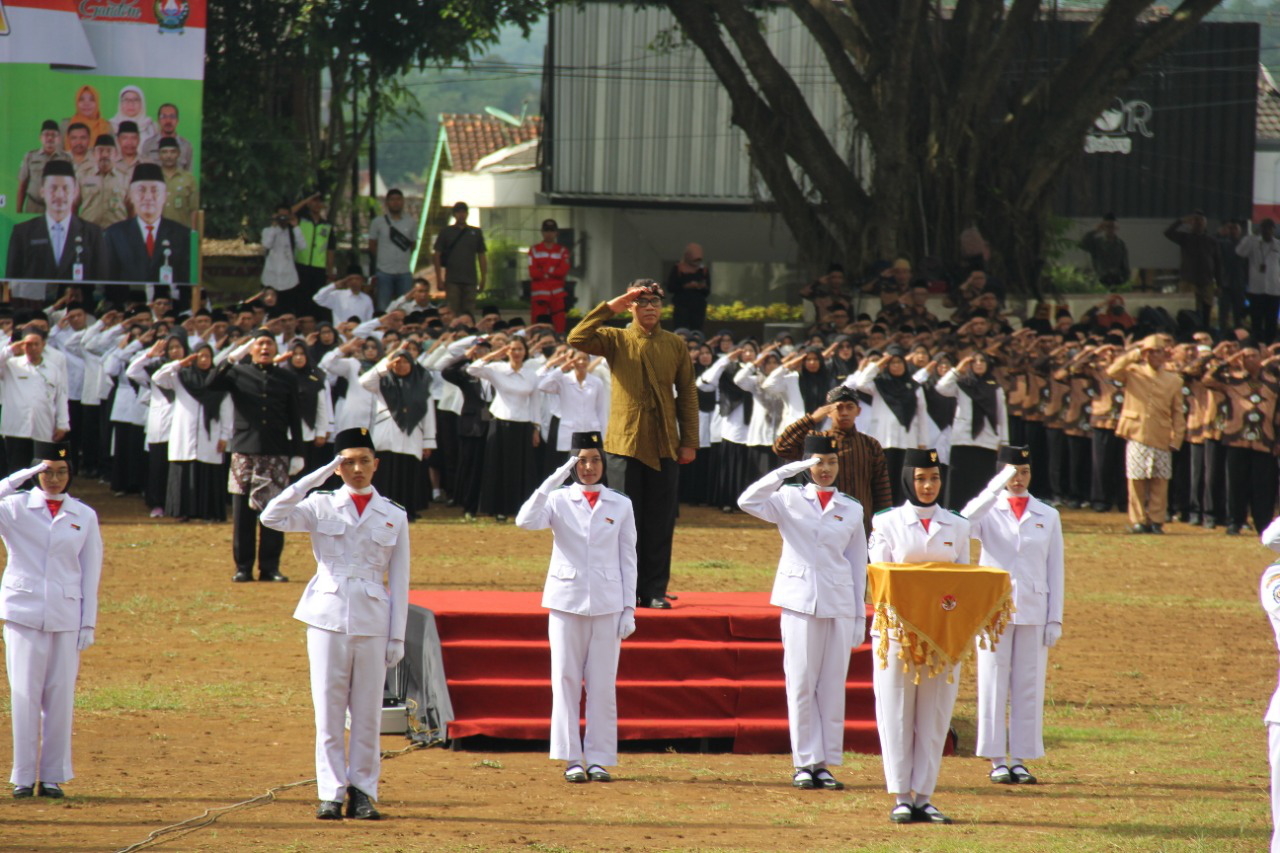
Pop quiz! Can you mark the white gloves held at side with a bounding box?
[288,456,306,476]
[1044,621,1063,648]
[385,639,405,668]
[77,627,94,651]
[618,607,636,640]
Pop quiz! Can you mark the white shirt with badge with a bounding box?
[963,490,1064,626]
[869,503,971,567]
[516,475,638,617]
[737,462,866,620]
[261,478,409,640]
[0,479,102,635]
[0,344,70,440]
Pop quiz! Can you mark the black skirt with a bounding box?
[478,419,537,517]
[455,434,486,514]
[166,459,228,521]
[110,423,145,494]
[945,445,997,510]
[678,444,712,505]
[146,443,169,510]
[373,451,422,520]
[710,440,750,511]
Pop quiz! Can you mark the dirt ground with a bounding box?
[0,482,1274,852]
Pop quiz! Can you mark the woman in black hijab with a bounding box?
[359,342,436,521]
[168,344,230,521]
[935,351,1007,509]
[680,343,717,505]
[796,346,833,415]
[283,342,334,474]
[851,345,926,504]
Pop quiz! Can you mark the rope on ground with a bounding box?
[112,741,428,853]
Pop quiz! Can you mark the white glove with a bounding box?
[7,461,47,487]
[539,454,579,493]
[295,455,342,491]
[229,337,255,363]
[985,464,1018,495]
[385,639,405,668]
[776,457,821,478]
[618,608,636,640]
[288,456,305,476]
[77,627,95,651]
[1044,622,1062,648]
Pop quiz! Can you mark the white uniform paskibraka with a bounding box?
[260,444,409,817]
[868,448,969,824]
[737,452,866,789]
[963,457,1064,784]
[1259,516,1280,852]
[0,456,102,796]
[516,440,637,782]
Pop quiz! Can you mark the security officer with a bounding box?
[75,135,128,229]
[960,446,1064,786]
[17,120,70,214]
[515,431,637,784]
[0,441,102,799]
[260,427,409,821]
[737,433,867,791]
[868,447,970,825]
[157,138,198,227]
[528,219,571,332]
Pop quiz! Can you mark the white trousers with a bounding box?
[307,627,386,802]
[4,622,79,785]
[975,623,1048,761]
[872,636,960,797]
[548,610,621,767]
[779,609,854,768]
[1270,723,1280,853]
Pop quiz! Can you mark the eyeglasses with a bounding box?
[633,297,662,308]
[42,468,70,479]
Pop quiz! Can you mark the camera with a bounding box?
[275,214,290,225]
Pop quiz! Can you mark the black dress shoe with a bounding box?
[1204,517,1217,530]
[1091,502,1109,513]
[346,786,379,820]
[889,803,914,823]
[12,785,33,799]
[1009,764,1037,784]
[1226,524,1241,536]
[258,572,289,582]
[1187,513,1201,526]
[913,803,952,824]
[1129,524,1152,534]
[639,597,671,609]
[232,571,253,583]
[1150,524,1164,535]
[586,765,612,783]
[36,783,63,799]
[316,800,343,820]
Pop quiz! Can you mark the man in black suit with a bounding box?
[103,162,191,306]
[5,160,107,303]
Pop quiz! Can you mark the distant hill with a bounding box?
[377,19,547,191]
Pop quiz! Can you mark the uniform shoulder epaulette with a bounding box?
[949,509,967,520]
[840,491,859,503]
[606,487,630,499]
[874,506,893,516]
[783,482,802,489]
[385,498,405,511]
[314,489,334,495]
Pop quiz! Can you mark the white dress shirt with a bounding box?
[358,360,438,455]
[934,368,1008,450]
[536,366,609,451]
[846,363,928,451]
[314,283,375,324]
[0,345,70,439]
[962,489,1064,625]
[151,361,233,464]
[466,360,538,423]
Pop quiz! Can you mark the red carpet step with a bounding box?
[410,590,884,754]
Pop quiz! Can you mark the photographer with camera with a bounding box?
[369,189,419,312]
[261,203,306,317]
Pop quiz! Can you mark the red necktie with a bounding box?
[145,225,155,258]
[350,492,372,516]
[921,517,931,533]
[47,500,62,518]
[584,490,599,509]
[1009,496,1029,520]
[816,491,833,510]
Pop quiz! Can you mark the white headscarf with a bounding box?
[110,84,158,145]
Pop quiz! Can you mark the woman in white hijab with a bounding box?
[110,85,158,146]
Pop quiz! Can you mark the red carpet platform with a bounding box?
[408,590,883,754]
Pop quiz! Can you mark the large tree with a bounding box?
[203,0,550,239]
[662,1,1225,294]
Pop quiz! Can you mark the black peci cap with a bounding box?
[117,120,139,135]
[998,445,1032,466]
[131,162,164,183]
[334,427,375,453]
[803,433,838,456]
[94,134,116,148]
[825,385,860,405]
[904,448,940,468]
[32,440,71,463]
[570,431,603,451]
[41,119,59,132]
[43,159,75,179]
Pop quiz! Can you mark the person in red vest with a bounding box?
[529,219,571,332]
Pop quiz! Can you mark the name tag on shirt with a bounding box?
[1035,523,1044,528]
[943,541,953,546]
[834,515,843,522]
[71,523,80,530]
[605,517,615,525]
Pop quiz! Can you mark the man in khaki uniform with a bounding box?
[139,103,194,171]
[157,138,198,226]
[65,123,92,170]
[1105,335,1186,534]
[76,135,128,230]
[17,121,70,214]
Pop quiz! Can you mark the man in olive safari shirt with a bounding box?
[568,279,699,608]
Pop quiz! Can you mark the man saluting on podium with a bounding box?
[261,427,409,821]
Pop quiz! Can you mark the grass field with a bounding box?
[0,485,1274,852]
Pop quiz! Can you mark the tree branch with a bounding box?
[783,0,879,121]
